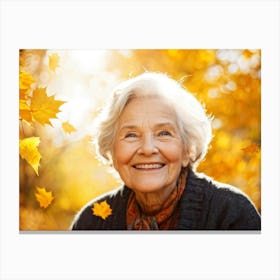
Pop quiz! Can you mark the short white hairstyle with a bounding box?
[94,72,212,170]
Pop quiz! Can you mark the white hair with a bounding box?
[94,72,212,170]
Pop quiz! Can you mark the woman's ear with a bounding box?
[182,147,190,168]
[185,145,197,164]
[182,160,189,168]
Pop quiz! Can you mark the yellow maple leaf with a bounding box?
[19,70,35,99]
[19,70,35,90]
[19,137,41,175]
[62,122,77,133]
[35,187,54,208]
[30,87,65,126]
[242,143,261,155]
[92,200,112,220]
[49,53,60,72]
[19,99,32,124]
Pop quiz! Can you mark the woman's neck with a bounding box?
[134,182,177,216]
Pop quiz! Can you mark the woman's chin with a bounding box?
[128,181,169,193]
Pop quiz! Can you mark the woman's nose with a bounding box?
[138,134,158,155]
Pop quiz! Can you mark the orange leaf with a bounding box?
[49,53,60,72]
[62,122,77,133]
[19,137,41,175]
[30,87,65,126]
[92,200,112,220]
[19,99,32,124]
[35,187,54,208]
[242,143,261,154]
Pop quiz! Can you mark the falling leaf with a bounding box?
[62,122,77,133]
[35,187,54,208]
[243,49,253,59]
[19,137,41,175]
[19,70,35,99]
[92,200,112,220]
[30,87,65,126]
[242,143,261,155]
[19,99,32,123]
[49,53,60,72]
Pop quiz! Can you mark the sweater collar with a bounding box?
[176,169,204,230]
[122,168,204,230]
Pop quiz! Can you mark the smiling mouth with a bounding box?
[132,163,165,170]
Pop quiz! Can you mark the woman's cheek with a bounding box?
[114,142,136,165]
[158,142,184,162]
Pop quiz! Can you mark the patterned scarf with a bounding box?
[126,169,187,230]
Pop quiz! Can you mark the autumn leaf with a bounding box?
[62,122,77,133]
[19,137,41,175]
[30,87,65,126]
[19,70,35,99]
[242,143,261,155]
[35,187,54,208]
[49,53,60,72]
[19,99,32,123]
[19,70,35,90]
[92,200,112,220]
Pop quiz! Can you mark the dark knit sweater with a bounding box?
[71,169,261,230]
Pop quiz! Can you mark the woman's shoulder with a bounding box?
[70,186,131,230]
[188,170,261,230]
[191,170,254,202]
[78,186,127,213]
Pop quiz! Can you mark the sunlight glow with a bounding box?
[69,50,107,73]
[44,50,113,144]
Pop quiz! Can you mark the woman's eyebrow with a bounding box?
[154,122,177,129]
[119,122,177,131]
[119,124,138,131]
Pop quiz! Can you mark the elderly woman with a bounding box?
[71,72,261,230]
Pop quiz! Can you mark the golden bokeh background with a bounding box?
[19,49,261,230]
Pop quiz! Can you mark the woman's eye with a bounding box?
[158,130,172,136]
[125,133,137,138]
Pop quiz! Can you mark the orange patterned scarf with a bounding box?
[126,170,187,230]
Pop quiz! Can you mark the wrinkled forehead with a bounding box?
[118,96,179,127]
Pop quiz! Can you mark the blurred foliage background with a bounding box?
[19,49,261,230]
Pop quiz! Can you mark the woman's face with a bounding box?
[112,96,188,194]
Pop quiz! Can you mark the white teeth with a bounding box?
[134,164,163,169]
